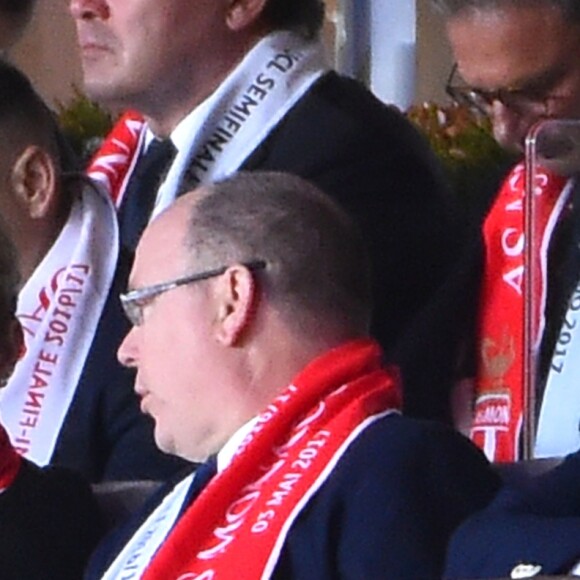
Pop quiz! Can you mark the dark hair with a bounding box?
[0,60,78,175]
[0,217,19,320]
[188,171,372,335]
[261,0,326,40]
[432,0,580,21]
[0,0,35,16]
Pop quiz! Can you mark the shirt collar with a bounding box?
[216,416,259,473]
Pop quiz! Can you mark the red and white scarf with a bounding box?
[471,162,570,461]
[104,339,401,580]
[87,110,145,207]
[0,183,118,464]
[87,31,327,217]
[0,425,21,491]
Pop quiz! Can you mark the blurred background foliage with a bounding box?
[55,87,113,164]
[407,102,517,222]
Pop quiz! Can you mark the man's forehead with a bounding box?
[448,4,577,88]
[130,187,209,287]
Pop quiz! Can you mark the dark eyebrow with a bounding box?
[511,64,568,95]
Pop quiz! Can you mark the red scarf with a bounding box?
[86,111,145,207]
[0,424,22,489]
[471,162,569,461]
[142,339,401,580]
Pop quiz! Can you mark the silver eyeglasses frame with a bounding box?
[445,63,568,119]
[120,260,267,326]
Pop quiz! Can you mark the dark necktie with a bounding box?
[118,138,177,252]
[180,456,218,515]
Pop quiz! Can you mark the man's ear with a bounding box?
[226,0,269,32]
[10,145,58,220]
[213,264,259,346]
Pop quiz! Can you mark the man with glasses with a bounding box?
[429,0,580,462]
[84,170,500,580]
[440,0,580,152]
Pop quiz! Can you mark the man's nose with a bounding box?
[117,327,138,369]
[490,101,530,153]
[69,0,110,20]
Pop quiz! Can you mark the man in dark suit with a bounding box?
[430,0,580,459]
[0,60,186,481]
[85,171,500,580]
[70,0,465,422]
[444,452,580,579]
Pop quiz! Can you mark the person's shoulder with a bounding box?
[444,452,580,580]
[305,71,428,142]
[349,413,488,459]
[332,413,500,493]
[6,460,103,520]
[310,72,400,117]
[0,460,104,580]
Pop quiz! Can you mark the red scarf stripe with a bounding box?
[0,425,22,489]
[86,111,145,206]
[472,163,568,461]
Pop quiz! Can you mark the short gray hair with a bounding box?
[187,171,372,335]
[432,0,580,21]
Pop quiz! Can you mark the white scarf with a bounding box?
[0,182,118,465]
[101,472,195,580]
[536,268,580,457]
[150,31,327,218]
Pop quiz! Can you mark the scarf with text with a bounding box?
[87,31,327,216]
[0,184,118,464]
[471,162,570,461]
[0,425,21,491]
[136,339,401,580]
[535,185,580,458]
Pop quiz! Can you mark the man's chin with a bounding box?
[81,77,129,112]
[154,429,177,457]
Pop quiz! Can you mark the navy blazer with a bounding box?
[445,450,580,579]
[85,415,501,580]
[50,248,189,482]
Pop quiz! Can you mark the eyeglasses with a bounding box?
[445,63,567,118]
[120,260,267,326]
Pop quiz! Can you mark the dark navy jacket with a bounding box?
[445,450,580,579]
[50,249,188,482]
[85,415,500,580]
